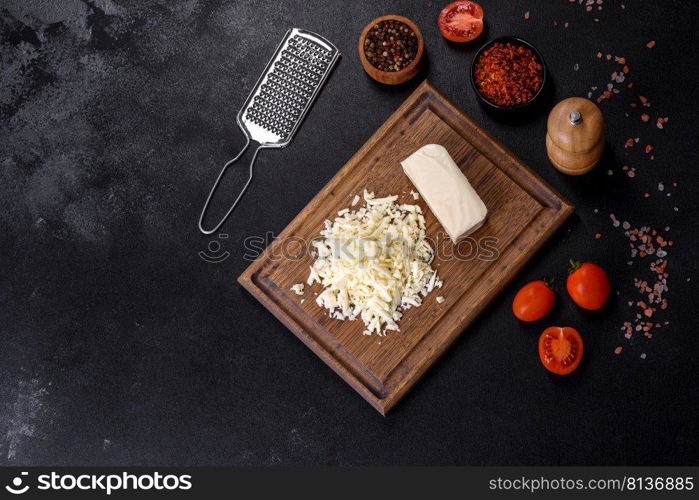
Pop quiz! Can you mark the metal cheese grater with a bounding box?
[198,28,340,234]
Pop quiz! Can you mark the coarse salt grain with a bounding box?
[612,222,672,358]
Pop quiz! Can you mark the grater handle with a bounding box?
[198,136,262,235]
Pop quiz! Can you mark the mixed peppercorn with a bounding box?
[474,41,544,107]
[363,20,418,72]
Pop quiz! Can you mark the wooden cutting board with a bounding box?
[239,80,573,415]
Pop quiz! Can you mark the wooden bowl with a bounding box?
[358,15,424,85]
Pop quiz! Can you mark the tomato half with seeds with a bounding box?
[566,260,611,311]
[438,1,484,43]
[512,280,555,322]
[538,326,583,375]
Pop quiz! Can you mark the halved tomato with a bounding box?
[538,326,583,375]
[438,1,484,43]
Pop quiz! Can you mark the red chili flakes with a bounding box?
[656,116,669,129]
[624,138,635,148]
[646,40,656,49]
[473,42,543,107]
[644,144,654,154]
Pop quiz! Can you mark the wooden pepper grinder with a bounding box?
[546,97,604,175]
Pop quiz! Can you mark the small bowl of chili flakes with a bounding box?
[470,36,546,111]
[358,15,425,85]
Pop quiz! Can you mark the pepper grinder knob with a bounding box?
[569,110,582,125]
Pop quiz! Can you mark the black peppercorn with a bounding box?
[363,20,417,72]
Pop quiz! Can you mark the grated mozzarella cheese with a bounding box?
[308,190,442,336]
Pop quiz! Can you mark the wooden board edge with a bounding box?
[236,79,577,416]
[378,202,575,414]
[236,273,388,416]
[422,81,575,214]
[254,80,436,252]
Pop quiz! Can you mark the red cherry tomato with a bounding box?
[566,260,611,311]
[538,326,583,375]
[512,280,555,322]
[438,1,484,43]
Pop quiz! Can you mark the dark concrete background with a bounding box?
[0,0,697,465]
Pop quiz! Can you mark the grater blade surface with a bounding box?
[237,28,340,147]
[199,28,339,235]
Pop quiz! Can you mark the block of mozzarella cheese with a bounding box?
[401,144,487,243]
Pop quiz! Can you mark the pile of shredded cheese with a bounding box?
[306,190,442,336]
